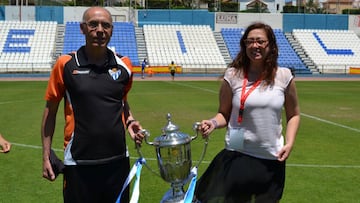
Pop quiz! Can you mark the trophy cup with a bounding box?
[138,113,208,203]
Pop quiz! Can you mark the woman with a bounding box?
[194,22,300,202]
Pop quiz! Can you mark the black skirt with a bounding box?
[194,149,285,203]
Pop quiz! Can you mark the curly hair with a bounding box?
[228,22,278,86]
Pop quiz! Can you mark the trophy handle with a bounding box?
[139,129,153,145]
[135,129,149,162]
[136,129,152,158]
[192,122,209,168]
[191,122,201,140]
[136,129,161,177]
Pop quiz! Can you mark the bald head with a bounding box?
[82,7,112,23]
[80,6,113,51]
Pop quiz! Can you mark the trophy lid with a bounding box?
[153,113,191,147]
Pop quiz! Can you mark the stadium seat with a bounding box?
[221,28,309,74]
[0,21,57,72]
[143,24,226,69]
[62,22,140,66]
[293,29,360,73]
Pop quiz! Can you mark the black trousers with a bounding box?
[63,157,130,203]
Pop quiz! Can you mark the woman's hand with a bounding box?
[200,119,217,138]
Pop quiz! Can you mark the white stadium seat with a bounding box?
[143,24,226,69]
[293,29,360,73]
[0,21,57,72]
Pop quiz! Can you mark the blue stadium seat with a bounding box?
[221,28,310,74]
[293,29,360,73]
[0,21,57,72]
[62,22,140,66]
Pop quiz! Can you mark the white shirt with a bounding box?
[224,67,293,160]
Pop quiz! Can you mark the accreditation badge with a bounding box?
[228,128,245,151]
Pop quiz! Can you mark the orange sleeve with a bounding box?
[121,56,133,101]
[44,55,72,102]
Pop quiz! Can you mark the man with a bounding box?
[41,7,144,203]
[141,58,147,79]
[168,61,176,81]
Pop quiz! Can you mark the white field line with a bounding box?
[301,113,360,133]
[8,82,360,169]
[11,142,360,169]
[175,82,360,133]
[174,82,360,168]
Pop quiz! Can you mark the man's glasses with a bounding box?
[244,38,268,47]
[83,21,113,30]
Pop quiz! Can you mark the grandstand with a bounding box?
[0,21,57,72]
[62,21,140,66]
[292,29,360,74]
[1,9,360,75]
[221,28,311,74]
[143,24,226,71]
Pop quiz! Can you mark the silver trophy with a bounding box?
[138,113,208,203]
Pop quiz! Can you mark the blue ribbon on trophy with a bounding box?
[161,166,198,203]
[116,157,146,203]
[183,167,198,203]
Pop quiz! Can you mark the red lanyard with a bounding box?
[238,73,262,123]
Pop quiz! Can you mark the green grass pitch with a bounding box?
[0,79,359,202]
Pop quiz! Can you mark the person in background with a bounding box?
[0,134,11,153]
[147,65,154,77]
[141,58,147,79]
[41,6,144,203]
[168,61,176,80]
[194,22,300,202]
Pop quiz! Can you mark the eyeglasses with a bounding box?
[83,21,113,30]
[244,39,268,47]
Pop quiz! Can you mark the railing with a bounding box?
[0,62,359,75]
[316,64,360,74]
[0,62,52,73]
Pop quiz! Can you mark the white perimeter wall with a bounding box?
[63,7,130,22]
[214,13,283,32]
[348,15,360,36]
[5,6,35,21]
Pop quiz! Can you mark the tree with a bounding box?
[304,0,325,13]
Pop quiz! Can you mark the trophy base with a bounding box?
[161,194,185,203]
[161,185,185,203]
[161,197,185,203]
